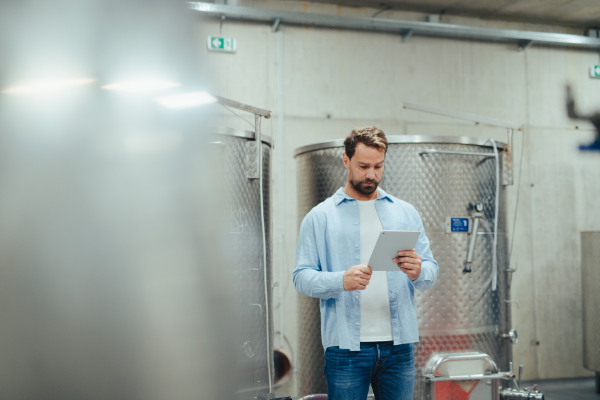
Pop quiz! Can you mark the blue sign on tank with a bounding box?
[451,218,469,232]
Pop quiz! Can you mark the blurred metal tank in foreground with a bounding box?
[294,136,515,399]
[582,231,600,393]
[0,1,235,399]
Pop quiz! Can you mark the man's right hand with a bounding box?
[343,264,372,291]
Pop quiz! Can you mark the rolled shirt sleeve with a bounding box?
[410,210,439,291]
[293,213,346,299]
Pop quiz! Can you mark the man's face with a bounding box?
[343,143,385,195]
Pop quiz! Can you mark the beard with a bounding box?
[350,177,380,195]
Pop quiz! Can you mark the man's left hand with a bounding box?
[392,249,422,281]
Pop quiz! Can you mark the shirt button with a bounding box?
[355,222,358,225]
[356,322,360,326]
[355,244,358,247]
[353,202,356,206]
[355,295,359,299]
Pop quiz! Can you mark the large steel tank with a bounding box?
[582,231,600,393]
[213,126,274,399]
[294,136,512,399]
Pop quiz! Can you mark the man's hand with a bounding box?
[393,249,422,281]
[343,264,372,291]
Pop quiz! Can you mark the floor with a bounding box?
[291,377,600,399]
[521,376,598,400]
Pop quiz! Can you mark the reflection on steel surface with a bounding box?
[295,137,511,399]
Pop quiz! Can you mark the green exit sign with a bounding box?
[207,36,237,53]
[591,65,600,78]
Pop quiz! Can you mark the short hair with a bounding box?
[343,126,388,159]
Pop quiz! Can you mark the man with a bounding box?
[293,126,438,400]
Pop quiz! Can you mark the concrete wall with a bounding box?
[198,1,600,393]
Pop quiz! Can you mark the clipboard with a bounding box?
[368,230,421,271]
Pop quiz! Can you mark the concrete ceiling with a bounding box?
[296,0,600,28]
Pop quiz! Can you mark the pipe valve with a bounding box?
[464,202,484,273]
[502,329,519,344]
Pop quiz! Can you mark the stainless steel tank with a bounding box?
[581,231,600,393]
[294,136,512,399]
[213,127,274,399]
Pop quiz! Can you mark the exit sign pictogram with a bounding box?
[207,36,237,53]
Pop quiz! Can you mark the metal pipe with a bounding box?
[277,23,286,350]
[507,128,514,158]
[296,135,506,158]
[256,114,273,392]
[188,2,600,50]
[424,361,513,382]
[464,215,481,273]
[403,102,523,130]
[424,372,513,382]
[504,128,514,186]
[215,95,271,118]
[420,149,495,157]
[486,138,500,291]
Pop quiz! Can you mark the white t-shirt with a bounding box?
[358,199,393,342]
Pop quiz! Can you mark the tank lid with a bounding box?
[208,126,272,146]
[293,135,505,158]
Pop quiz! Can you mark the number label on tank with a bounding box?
[445,217,471,233]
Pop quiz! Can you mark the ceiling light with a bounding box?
[154,91,217,109]
[2,78,97,95]
[101,79,180,93]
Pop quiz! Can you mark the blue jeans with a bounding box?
[324,342,415,400]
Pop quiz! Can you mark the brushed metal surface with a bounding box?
[293,135,505,158]
[219,132,274,399]
[295,140,510,399]
[582,231,600,372]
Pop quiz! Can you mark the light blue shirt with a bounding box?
[293,187,438,351]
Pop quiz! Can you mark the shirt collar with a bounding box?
[333,186,393,205]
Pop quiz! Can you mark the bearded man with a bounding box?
[293,126,438,400]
